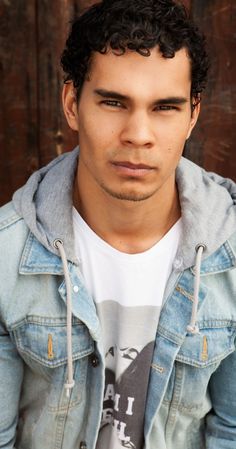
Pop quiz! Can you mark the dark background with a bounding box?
[0,0,235,206]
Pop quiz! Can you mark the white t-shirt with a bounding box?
[73,208,182,449]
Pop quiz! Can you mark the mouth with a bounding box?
[111,161,155,177]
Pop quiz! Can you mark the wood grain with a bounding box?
[0,0,38,203]
[185,0,236,180]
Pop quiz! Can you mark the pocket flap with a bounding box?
[14,316,94,367]
[176,326,236,368]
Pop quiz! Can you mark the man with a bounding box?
[0,0,236,448]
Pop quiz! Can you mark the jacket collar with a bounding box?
[19,231,101,341]
[193,239,236,275]
[19,232,65,275]
[19,230,236,276]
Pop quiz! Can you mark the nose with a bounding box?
[120,111,155,149]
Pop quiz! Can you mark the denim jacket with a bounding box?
[0,148,236,449]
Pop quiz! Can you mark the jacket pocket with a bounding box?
[167,325,236,418]
[176,325,236,368]
[12,315,94,368]
[11,316,95,412]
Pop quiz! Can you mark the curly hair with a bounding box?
[61,0,209,102]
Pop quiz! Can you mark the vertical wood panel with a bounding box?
[36,0,78,167]
[0,0,38,204]
[185,0,236,180]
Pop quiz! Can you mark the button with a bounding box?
[80,442,87,449]
[173,257,183,271]
[90,353,99,367]
[73,285,79,293]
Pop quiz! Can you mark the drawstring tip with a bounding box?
[65,379,75,397]
[187,324,200,335]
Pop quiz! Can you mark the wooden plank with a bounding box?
[35,0,107,167]
[185,0,236,180]
[0,0,38,205]
[35,0,78,167]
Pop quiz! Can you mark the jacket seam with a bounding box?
[176,346,235,367]
[0,213,22,231]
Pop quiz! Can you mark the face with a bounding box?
[63,47,199,203]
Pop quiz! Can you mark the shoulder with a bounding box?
[0,201,22,230]
[0,201,29,266]
[0,201,28,237]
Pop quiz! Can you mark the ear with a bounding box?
[62,83,79,131]
[186,100,201,139]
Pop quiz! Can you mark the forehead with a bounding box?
[86,46,192,99]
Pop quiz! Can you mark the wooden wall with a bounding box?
[184,0,236,179]
[0,0,235,206]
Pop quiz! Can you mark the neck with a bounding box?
[73,172,181,254]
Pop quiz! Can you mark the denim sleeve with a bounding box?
[205,347,236,448]
[0,322,24,448]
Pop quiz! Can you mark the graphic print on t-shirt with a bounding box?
[101,343,155,448]
[95,301,160,449]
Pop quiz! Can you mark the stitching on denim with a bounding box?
[221,241,235,264]
[151,363,165,374]
[16,345,94,367]
[176,285,194,302]
[10,315,83,329]
[21,266,63,274]
[191,264,234,275]
[176,346,234,368]
[162,399,202,412]
[157,325,184,346]
[0,213,21,230]
[227,237,236,261]
[166,363,183,429]
[20,231,34,266]
[198,319,236,328]
[48,397,83,412]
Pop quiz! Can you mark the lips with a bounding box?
[111,161,154,177]
[112,161,153,169]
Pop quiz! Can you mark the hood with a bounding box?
[175,158,236,268]
[13,148,79,265]
[13,147,236,269]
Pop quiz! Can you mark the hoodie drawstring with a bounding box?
[54,238,206,395]
[54,239,75,397]
[187,244,206,335]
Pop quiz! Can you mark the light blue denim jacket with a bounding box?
[0,148,236,449]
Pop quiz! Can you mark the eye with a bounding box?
[155,105,178,111]
[101,100,123,108]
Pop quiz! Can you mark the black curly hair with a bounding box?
[61,0,209,103]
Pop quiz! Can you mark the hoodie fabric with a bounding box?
[0,147,236,449]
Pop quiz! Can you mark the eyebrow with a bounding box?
[94,89,188,105]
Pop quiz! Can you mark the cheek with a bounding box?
[80,112,118,151]
[163,121,191,153]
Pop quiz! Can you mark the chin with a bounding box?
[102,185,155,202]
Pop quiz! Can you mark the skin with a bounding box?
[63,47,200,253]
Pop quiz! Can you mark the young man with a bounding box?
[0,0,236,448]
